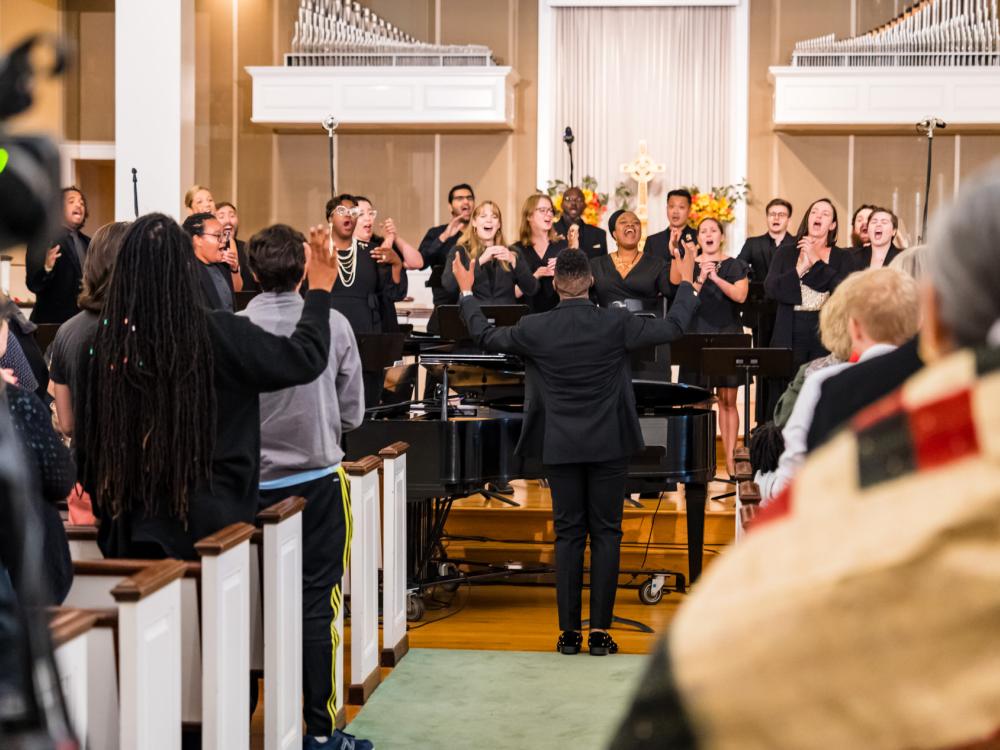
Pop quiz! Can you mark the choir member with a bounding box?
[510,193,568,313]
[442,200,539,304]
[353,195,423,269]
[215,201,259,291]
[554,186,608,259]
[852,207,902,269]
[644,188,698,264]
[417,183,475,331]
[25,187,90,325]
[849,203,875,249]
[325,193,407,334]
[453,245,699,658]
[738,198,795,423]
[765,198,854,370]
[184,184,216,216]
[183,212,242,311]
[671,218,749,477]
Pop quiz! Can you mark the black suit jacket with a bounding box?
[644,226,697,264]
[442,246,539,305]
[460,284,699,464]
[195,259,236,312]
[806,337,923,451]
[418,223,461,306]
[737,232,794,282]
[26,229,90,325]
[850,244,902,270]
[554,216,608,259]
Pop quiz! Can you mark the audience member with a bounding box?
[215,201,259,291]
[239,223,368,750]
[325,194,406,334]
[672,218,749,476]
[49,221,130,437]
[510,193,567,313]
[0,295,47,402]
[418,183,474,331]
[442,200,539,305]
[183,211,242,311]
[25,187,90,325]
[184,184,216,216]
[76,213,339,560]
[353,196,423,270]
[644,188,697,264]
[553,186,608,259]
[757,267,920,500]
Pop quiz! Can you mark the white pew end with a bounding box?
[378,441,410,667]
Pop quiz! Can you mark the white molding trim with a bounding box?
[59,141,116,185]
[729,0,750,250]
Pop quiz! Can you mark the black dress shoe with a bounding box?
[556,630,583,655]
[588,631,619,656]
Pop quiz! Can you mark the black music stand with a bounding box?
[356,333,406,409]
[739,282,777,346]
[700,347,794,445]
[670,333,753,371]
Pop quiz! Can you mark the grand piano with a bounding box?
[343,348,718,612]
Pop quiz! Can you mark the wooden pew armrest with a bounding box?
[256,496,306,525]
[111,559,187,602]
[734,461,753,482]
[738,481,761,505]
[49,608,99,648]
[194,522,255,556]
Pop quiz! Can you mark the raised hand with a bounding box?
[382,217,398,244]
[567,224,580,250]
[451,251,476,293]
[671,241,697,285]
[306,224,339,291]
[44,244,61,272]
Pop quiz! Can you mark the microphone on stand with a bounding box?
[562,126,575,187]
[322,115,339,200]
[916,117,946,243]
[131,167,138,218]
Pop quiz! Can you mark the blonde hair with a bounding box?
[819,280,853,361]
[518,193,560,247]
[184,184,214,213]
[458,201,511,269]
[841,267,920,345]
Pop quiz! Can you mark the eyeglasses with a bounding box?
[332,206,362,218]
[359,209,378,219]
[201,232,226,242]
[534,207,555,216]
[767,212,789,219]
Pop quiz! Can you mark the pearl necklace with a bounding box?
[336,240,358,288]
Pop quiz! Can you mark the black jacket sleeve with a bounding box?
[418,226,450,269]
[624,283,699,349]
[764,245,803,305]
[512,253,540,297]
[441,246,462,296]
[211,289,333,393]
[460,295,529,356]
[800,247,852,293]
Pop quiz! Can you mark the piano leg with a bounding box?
[684,483,707,583]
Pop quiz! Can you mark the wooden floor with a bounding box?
[252,446,738,739]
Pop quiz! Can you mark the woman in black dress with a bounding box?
[670,218,749,476]
[590,210,673,378]
[853,207,903,269]
[325,194,407,334]
[509,193,568,313]
[442,200,539,304]
[765,198,854,369]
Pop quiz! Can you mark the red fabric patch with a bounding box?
[909,389,980,471]
[852,388,905,432]
[748,485,792,531]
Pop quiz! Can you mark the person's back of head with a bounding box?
[78,221,130,312]
[553,248,592,298]
[926,162,1000,349]
[247,224,307,293]
[889,243,929,281]
[818,279,854,361]
[840,267,920,348]
[80,213,216,524]
[182,212,215,239]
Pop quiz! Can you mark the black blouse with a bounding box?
[328,240,408,334]
[589,252,671,311]
[442,245,540,305]
[513,239,568,313]
[687,257,749,333]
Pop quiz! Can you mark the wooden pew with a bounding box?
[63,523,254,749]
[379,442,410,667]
[65,524,102,561]
[344,456,382,706]
[255,496,306,748]
[53,559,186,750]
[736,481,762,539]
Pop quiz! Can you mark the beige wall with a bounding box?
[746,0,1000,243]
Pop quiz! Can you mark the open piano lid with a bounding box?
[632,379,712,408]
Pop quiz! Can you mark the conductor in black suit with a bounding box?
[26,187,91,325]
[454,240,699,656]
[553,186,607,259]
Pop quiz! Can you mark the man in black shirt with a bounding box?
[644,188,697,265]
[183,212,241,311]
[554,186,608,259]
[25,186,91,325]
[417,183,474,332]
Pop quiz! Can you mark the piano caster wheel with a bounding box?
[406,593,426,622]
[639,577,664,606]
[439,562,460,592]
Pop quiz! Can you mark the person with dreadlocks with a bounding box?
[75,213,340,560]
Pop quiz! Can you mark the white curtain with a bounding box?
[552,6,735,235]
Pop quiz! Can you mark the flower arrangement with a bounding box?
[685,180,750,226]
[545,176,610,226]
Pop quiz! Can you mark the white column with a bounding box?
[115,0,194,220]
